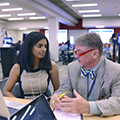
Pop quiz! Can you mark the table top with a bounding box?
[3,97,120,120]
[4,96,31,105]
[83,114,120,120]
[67,50,73,53]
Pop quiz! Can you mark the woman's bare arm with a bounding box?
[50,61,60,92]
[3,63,20,97]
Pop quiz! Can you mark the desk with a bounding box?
[3,97,120,120]
[83,114,120,120]
[106,51,110,54]
[4,97,31,105]
[67,50,74,63]
[0,47,17,77]
[67,50,73,53]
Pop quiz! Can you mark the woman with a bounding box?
[109,33,118,62]
[3,31,60,99]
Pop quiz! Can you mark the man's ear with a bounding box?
[93,49,99,59]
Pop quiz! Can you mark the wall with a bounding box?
[16,29,39,43]
[114,28,120,37]
[1,18,120,61]
[0,23,5,47]
[68,29,88,40]
[83,17,120,28]
[5,19,48,30]
[60,18,120,39]
[2,29,39,45]
[6,30,17,43]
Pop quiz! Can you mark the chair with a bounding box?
[0,77,24,98]
[12,82,24,98]
[59,48,68,64]
[0,77,8,93]
[61,49,68,65]
[59,49,63,61]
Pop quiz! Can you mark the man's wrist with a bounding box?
[89,101,102,115]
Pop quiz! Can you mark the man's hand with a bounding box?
[50,93,62,110]
[59,89,90,114]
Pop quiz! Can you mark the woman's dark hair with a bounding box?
[110,33,117,43]
[111,33,116,39]
[15,31,51,70]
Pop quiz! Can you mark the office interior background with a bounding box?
[0,0,120,62]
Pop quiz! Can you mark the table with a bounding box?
[67,50,74,63]
[4,96,31,105]
[4,97,120,120]
[67,50,73,53]
[83,114,120,120]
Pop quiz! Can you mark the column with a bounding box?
[48,17,59,61]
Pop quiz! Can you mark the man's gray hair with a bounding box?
[74,32,103,56]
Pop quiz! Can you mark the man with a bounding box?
[50,32,120,116]
[59,42,69,65]
[12,40,22,50]
[60,42,65,50]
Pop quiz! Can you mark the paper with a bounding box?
[53,109,82,120]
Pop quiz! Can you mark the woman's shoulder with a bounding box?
[50,61,58,72]
[51,60,58,66]
[10,63,21,77]
[13,63,21,69]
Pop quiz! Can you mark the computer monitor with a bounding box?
[23,33,28,41]
[3,37,13,47]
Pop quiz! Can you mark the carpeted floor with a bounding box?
[48,61,68,94]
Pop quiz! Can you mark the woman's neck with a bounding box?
[33,58,40,69]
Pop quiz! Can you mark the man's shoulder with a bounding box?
[103,56,120,70]
[68,60,80,69]
[68,60,78,65]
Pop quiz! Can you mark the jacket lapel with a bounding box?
[79,76,88,99]
[77,68,88,99]
[94,56,105,100]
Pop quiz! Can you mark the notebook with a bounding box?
[54,109,83,120]
[0,90,57,120]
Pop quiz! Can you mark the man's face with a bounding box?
[75,44,95,69]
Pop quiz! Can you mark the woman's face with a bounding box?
[32,39,47,59]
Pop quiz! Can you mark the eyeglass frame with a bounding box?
[74,49,95,57]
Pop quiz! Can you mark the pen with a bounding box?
[52,92,66,103]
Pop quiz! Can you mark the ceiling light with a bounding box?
[83,14,102,17]
[18,13,36,16]
[19,28,27,30]
[0,3,10,6]
[96,25,105,28]
[66,0,81,1]
[2,8,23,11]
[0,14,11,17]
[78,10,100,13]
[8,18,24,20]
[44,27,49,29]
[72,3,98,7]
[29,16,46,19]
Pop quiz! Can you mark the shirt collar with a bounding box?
[91,57,102,74]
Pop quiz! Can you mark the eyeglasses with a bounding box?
[74,49,95,57]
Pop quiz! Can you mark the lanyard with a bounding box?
[87,77,96,98]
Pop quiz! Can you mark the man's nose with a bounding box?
[75,54,79,58]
